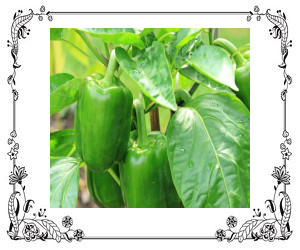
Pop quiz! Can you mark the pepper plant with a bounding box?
[50,28,250,208]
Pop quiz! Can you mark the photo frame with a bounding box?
[4,2,293,244]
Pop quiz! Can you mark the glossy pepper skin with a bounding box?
[119,98,181,208]
[87,164,124,208]
[213,38,250,110]
[75,51,133,172]
[235,61,250,110]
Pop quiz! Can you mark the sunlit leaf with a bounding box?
[78,28,145,49]
[50,157,81,208]
[50,77,84,115]
[116,42,177,111]
[167,93,250,208]
[186,45,238,90]
[50,73,74,94]
[50,129,77,157]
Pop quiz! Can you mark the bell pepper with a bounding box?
[213,38,250,110]
[75,50,133,172]
[87,164,124,208]
[243,50,250,61]
[119,97,181,208]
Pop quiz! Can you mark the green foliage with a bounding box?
[186,45,237,91]
[50,157,81,208]
[115,42,177,111]
[167,93,250,208]
[78,28,145,49]
[50,28,250,208]
[50,76,85,115]
[50,129,77,157]
[50,73,74,94]
[180,66,234,94]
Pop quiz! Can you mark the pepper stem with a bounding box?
[107,167,120,186]
[134,94,148,148]
[102,49,117,87]
[213,38,246,68]
[175,88,192,105]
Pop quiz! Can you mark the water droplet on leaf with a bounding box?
[189,161,194,168]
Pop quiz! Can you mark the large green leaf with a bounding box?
[50,157,81,208]
[50,77,84,115]
[116,42,177,111]
[186,45,238,91]
[78,28,145,49]
[180,66,234,95]
[50,129,77,157]
[168,28,203,68]
[167,93,250,208]
[50,73,74,94]
[175,28,203,51]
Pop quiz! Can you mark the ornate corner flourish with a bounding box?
[7,6,84,242]
[216,6,293,243]
[6,4,293,243]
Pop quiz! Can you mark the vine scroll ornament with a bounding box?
[216,6,292,242]
[7,6,84,242]
[6,4,292,243]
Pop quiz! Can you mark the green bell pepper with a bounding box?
[75,50,133,172]
[214,38,250,110]
[87,164,124,208]
[119,97,181,208]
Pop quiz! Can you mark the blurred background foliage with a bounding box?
[50,28,249,207]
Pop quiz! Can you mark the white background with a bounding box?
[0,0,299,249]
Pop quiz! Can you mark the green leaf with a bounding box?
[186,45,238,91]
[175,28,203,51]
[139,28,155,37]
[50,73,74,94]
[154,28,181,39]
[50,129,77,157]
[50,157,81,208]
[167,93,250,208]
[168,28,203,69]
[168,34,203,70]
[132,32,157,58]
[50,28,64,40]
[116,42,177,111]
[78,28,145,50]
[50,77,84,115]
[50,28,101,65]
[180,66,235,95]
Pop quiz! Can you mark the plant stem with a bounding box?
[134,94,148,148]
[175,88,192,105]
[67,146,76,157]
[107,168,120,186]
[231,44,250,59]
[150,108,160,131]
[102,50,117,87]
[158,32,174,43]
[75,30,108,66]
[213,38,246,68]
[104,43,110,60]
[189,83,199,96]
[177,83,199,108]
[208,28,213,45]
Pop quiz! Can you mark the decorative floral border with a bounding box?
[216,6,293,242]
[6,5,292,242]
[7,6,84,242]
